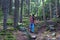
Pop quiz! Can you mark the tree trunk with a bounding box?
[20,0,23,23]
[55,0,58,16]
[2,0,9,30]
[57,0,60,17]
[28,0,30,16]
[49,0,52,19]
[26,0,30,16]
[9,0,12,14]
[42,0,46,23]
[14,0,19,28]
[0,0,2,8]
[36,0,38,17]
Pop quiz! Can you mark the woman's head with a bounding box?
[32,14,34,16]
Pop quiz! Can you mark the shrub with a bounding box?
[52,18,57,22]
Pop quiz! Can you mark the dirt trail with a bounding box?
[15,31,28,40]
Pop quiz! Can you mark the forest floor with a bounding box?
[0,25,60,40]
[0,20,60,40]
[13,29,56,40]
[14,20,60,40]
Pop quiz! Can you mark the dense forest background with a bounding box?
[0,0,60,29]
[0,0,60,40]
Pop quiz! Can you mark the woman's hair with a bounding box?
[32,14,34,16]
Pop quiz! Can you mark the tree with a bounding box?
[20,0,24,23]
[2,0,9,30]
[14,0,19,28]
[0,0,2,8]
[35,0,38,17]
[42,0,46,22]
[57,0,60,17]
[27,0,30,16]
[49,0,52,19]
[9,0,12,14]
[55,0,58,18]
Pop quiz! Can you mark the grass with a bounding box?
[0,29,16,40]
[4,34,16,40]
[0,18,13,23]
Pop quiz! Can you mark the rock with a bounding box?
[31,35,37,39]
[52,37,56,40]
[51,32,56,36]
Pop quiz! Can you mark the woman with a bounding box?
[29,14,35,33]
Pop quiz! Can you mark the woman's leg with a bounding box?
[29,23,32,32]
[31,23,34,33]
[29,23,31,29]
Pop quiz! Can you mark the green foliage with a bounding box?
[4,38,16,40]
[5,35,14,38]
[52,18,57,22]
[7,23,13,26]
[0,30,16,40]
[0,30,6,35]
[7,18,13,23]
[0,30,13,35]
[17,23,25,30]
[7,27,15,31]
[4,35,16,40]
[6,32,13,35]
[0,31,5,35]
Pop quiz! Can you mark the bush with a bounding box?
[0,30,6,35]
[7,23,13,26]
[4,35,16,40]
[0,30,13,35]
[5,35,14,38]
[52,18,57,22]
[7,27,15,31]
[57,18,60,23]
[6,32,13,35]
